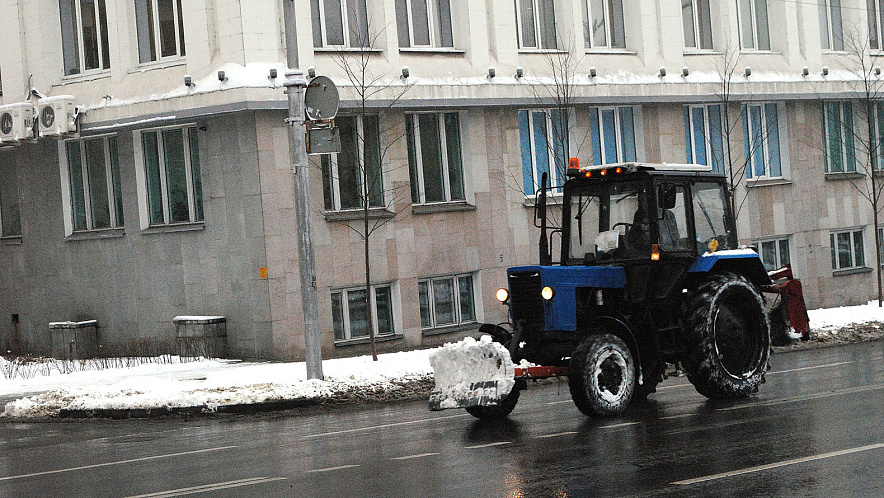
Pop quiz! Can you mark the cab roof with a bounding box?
[567,162,713,177]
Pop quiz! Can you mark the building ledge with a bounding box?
[399,48,465,55]
[584,49,637,56]
[141,222,205,235]
[129,58,187,73]
[334,333,403,347]
[324,208,394,222]
[55,70,112,87]
[314,47,383,54]
[747,178,792,188]
[412,201,475,214]
[0,235,22,246]
[422,323,478,337]
[833,267,873,277]
[65,228,125,241]
[825,172,864,181]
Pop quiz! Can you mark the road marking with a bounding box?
[599,422,640,429]
[767,361,854,375]
[656,383,692,391]
[0,446,238,482]
[546,400,572,405]
[672,443,884,485]
[301,413,469,439]
[391,452,439,460]
[125,477,287,497]
[660,413,697,420]
[465,441,512,449]
[717,383,884,412]
[536,431,578,439]
[307,464,361,473]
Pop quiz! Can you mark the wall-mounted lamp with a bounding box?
[589,67,597,78]
[184,75,195,88]
[682,66,689,77]
[268,68,278,80]
[487,67,496,79]
[802,67,809,77]
[822,66,829,76]
[515,66,523,79]
[218,70,227,82]
[876,67,881,76]
[308,66,316,79]
[401,66,410,79]
[744,67,752,77]
[659,67,667,77]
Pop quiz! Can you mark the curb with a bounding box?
[57,397,323,419]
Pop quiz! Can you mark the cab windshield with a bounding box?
[567,180,646,263]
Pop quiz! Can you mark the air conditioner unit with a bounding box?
[0,102,36,143]
[38,96,77,137]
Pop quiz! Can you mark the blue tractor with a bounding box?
[430,162,772,419]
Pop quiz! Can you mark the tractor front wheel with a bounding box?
[569,334,636,417]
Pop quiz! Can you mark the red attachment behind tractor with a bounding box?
[763,264,810,340]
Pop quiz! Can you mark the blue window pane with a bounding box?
[590,109,602,165]
[518,110,535,195]
[843,102,856,172]
[550,109,569,182]
[683,106,693,163]
[619,107,636,162]
[692,107,707,165]
[533,111,551,183]
[765,103,781,177]
[826,102,842,173]
[742,106,752,178]
[750,105,765,177]
[602,109,618,164]
[708,105,724,173]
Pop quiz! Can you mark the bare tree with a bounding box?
[323,22,413,360]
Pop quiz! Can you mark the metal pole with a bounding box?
[282,1,323,380]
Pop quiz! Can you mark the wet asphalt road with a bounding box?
[1,341,883,498]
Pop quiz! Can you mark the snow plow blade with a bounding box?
[428,336,516,411]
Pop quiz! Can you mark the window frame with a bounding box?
[59,134,124,235]
[589,106,639,166]
[406,112,467,205]
[742,102,784,180]
[516,0,558,50]
[331,284,396,343]
[755,236,791,271]
[736,0,771,51]
[830,229,866,271]
[418,274,477,330]
[59,0,112,76]
[397,0,454,49]
[822,101,857,174]
[312,0,370,48]
[582,0,626,50]
[684,104,725,173]
[682,0,713,50]
[818,0,843,51]
[135,0,187,64]
[133,124,204,228]
[519,108,570,196]
[321,114,385,212]
[870,0,884,51]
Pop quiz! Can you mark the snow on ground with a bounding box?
[2,301,883,418]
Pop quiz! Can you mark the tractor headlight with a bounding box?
[541,286,555,301]
[496,288,509,302]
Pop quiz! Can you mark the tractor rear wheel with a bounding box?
[683,273,771,398]
[568,334,635,416]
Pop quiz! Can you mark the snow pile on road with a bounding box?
[428,336,515,409]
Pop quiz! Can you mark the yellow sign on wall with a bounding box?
[259,267,268,279]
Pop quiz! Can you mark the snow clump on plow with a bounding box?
[428,335,516,410]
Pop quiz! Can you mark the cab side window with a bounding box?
[657,184,691,252]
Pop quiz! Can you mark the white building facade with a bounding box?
[0,0,882,359]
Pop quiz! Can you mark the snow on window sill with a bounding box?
[746,178,792,188]
[422,322,477,337]
[0,235,22,245]
[825,172,864,181]
[56,70,112,86]
[399,47,464,54]
[832,267,873,277]
[584,48,635,55]
[334,333,403,347]
[65,227,125,241]
[412,201,475,215]
[325,208,394,222]
[522,191,563,207]
[314,47,382,53]
[130,57,187,73]
[821,50,850,56]
[518,48,569,55]
[738,50,781,55]
[141,222,205,234]
[683,50,719,56]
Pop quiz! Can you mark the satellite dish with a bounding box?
[304,76,339,121]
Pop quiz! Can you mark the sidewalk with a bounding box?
[3,301,883,420]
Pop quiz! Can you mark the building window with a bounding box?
[135,0,186,63]
[684,104,724,173]
[0,153,21,237]
[519,109,569,195]
[406,112,465,204]
[321,115,384,211]
[138,126,204,226]
[332,285,395,342]
[590,106,637,165]
[59,0,111,76]
[737,0,770,50]
[516,0,557,49]
[878,227,884,265]
[831,229,865,271]
[870,0,884,50]
[742,103,782,179]
[870,103,884,171]
[311,0,369,48]
[582,0,626,49]
[395,0,453,48]
[823,101,856,174]
[682,0,712,50]
[756,237,790,271]
[819,0,843,51]
[419,274,476,329]
[63,136,124,232]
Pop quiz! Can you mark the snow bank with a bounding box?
[808,301,884,332]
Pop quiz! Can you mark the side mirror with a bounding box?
[658,184,677,210]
